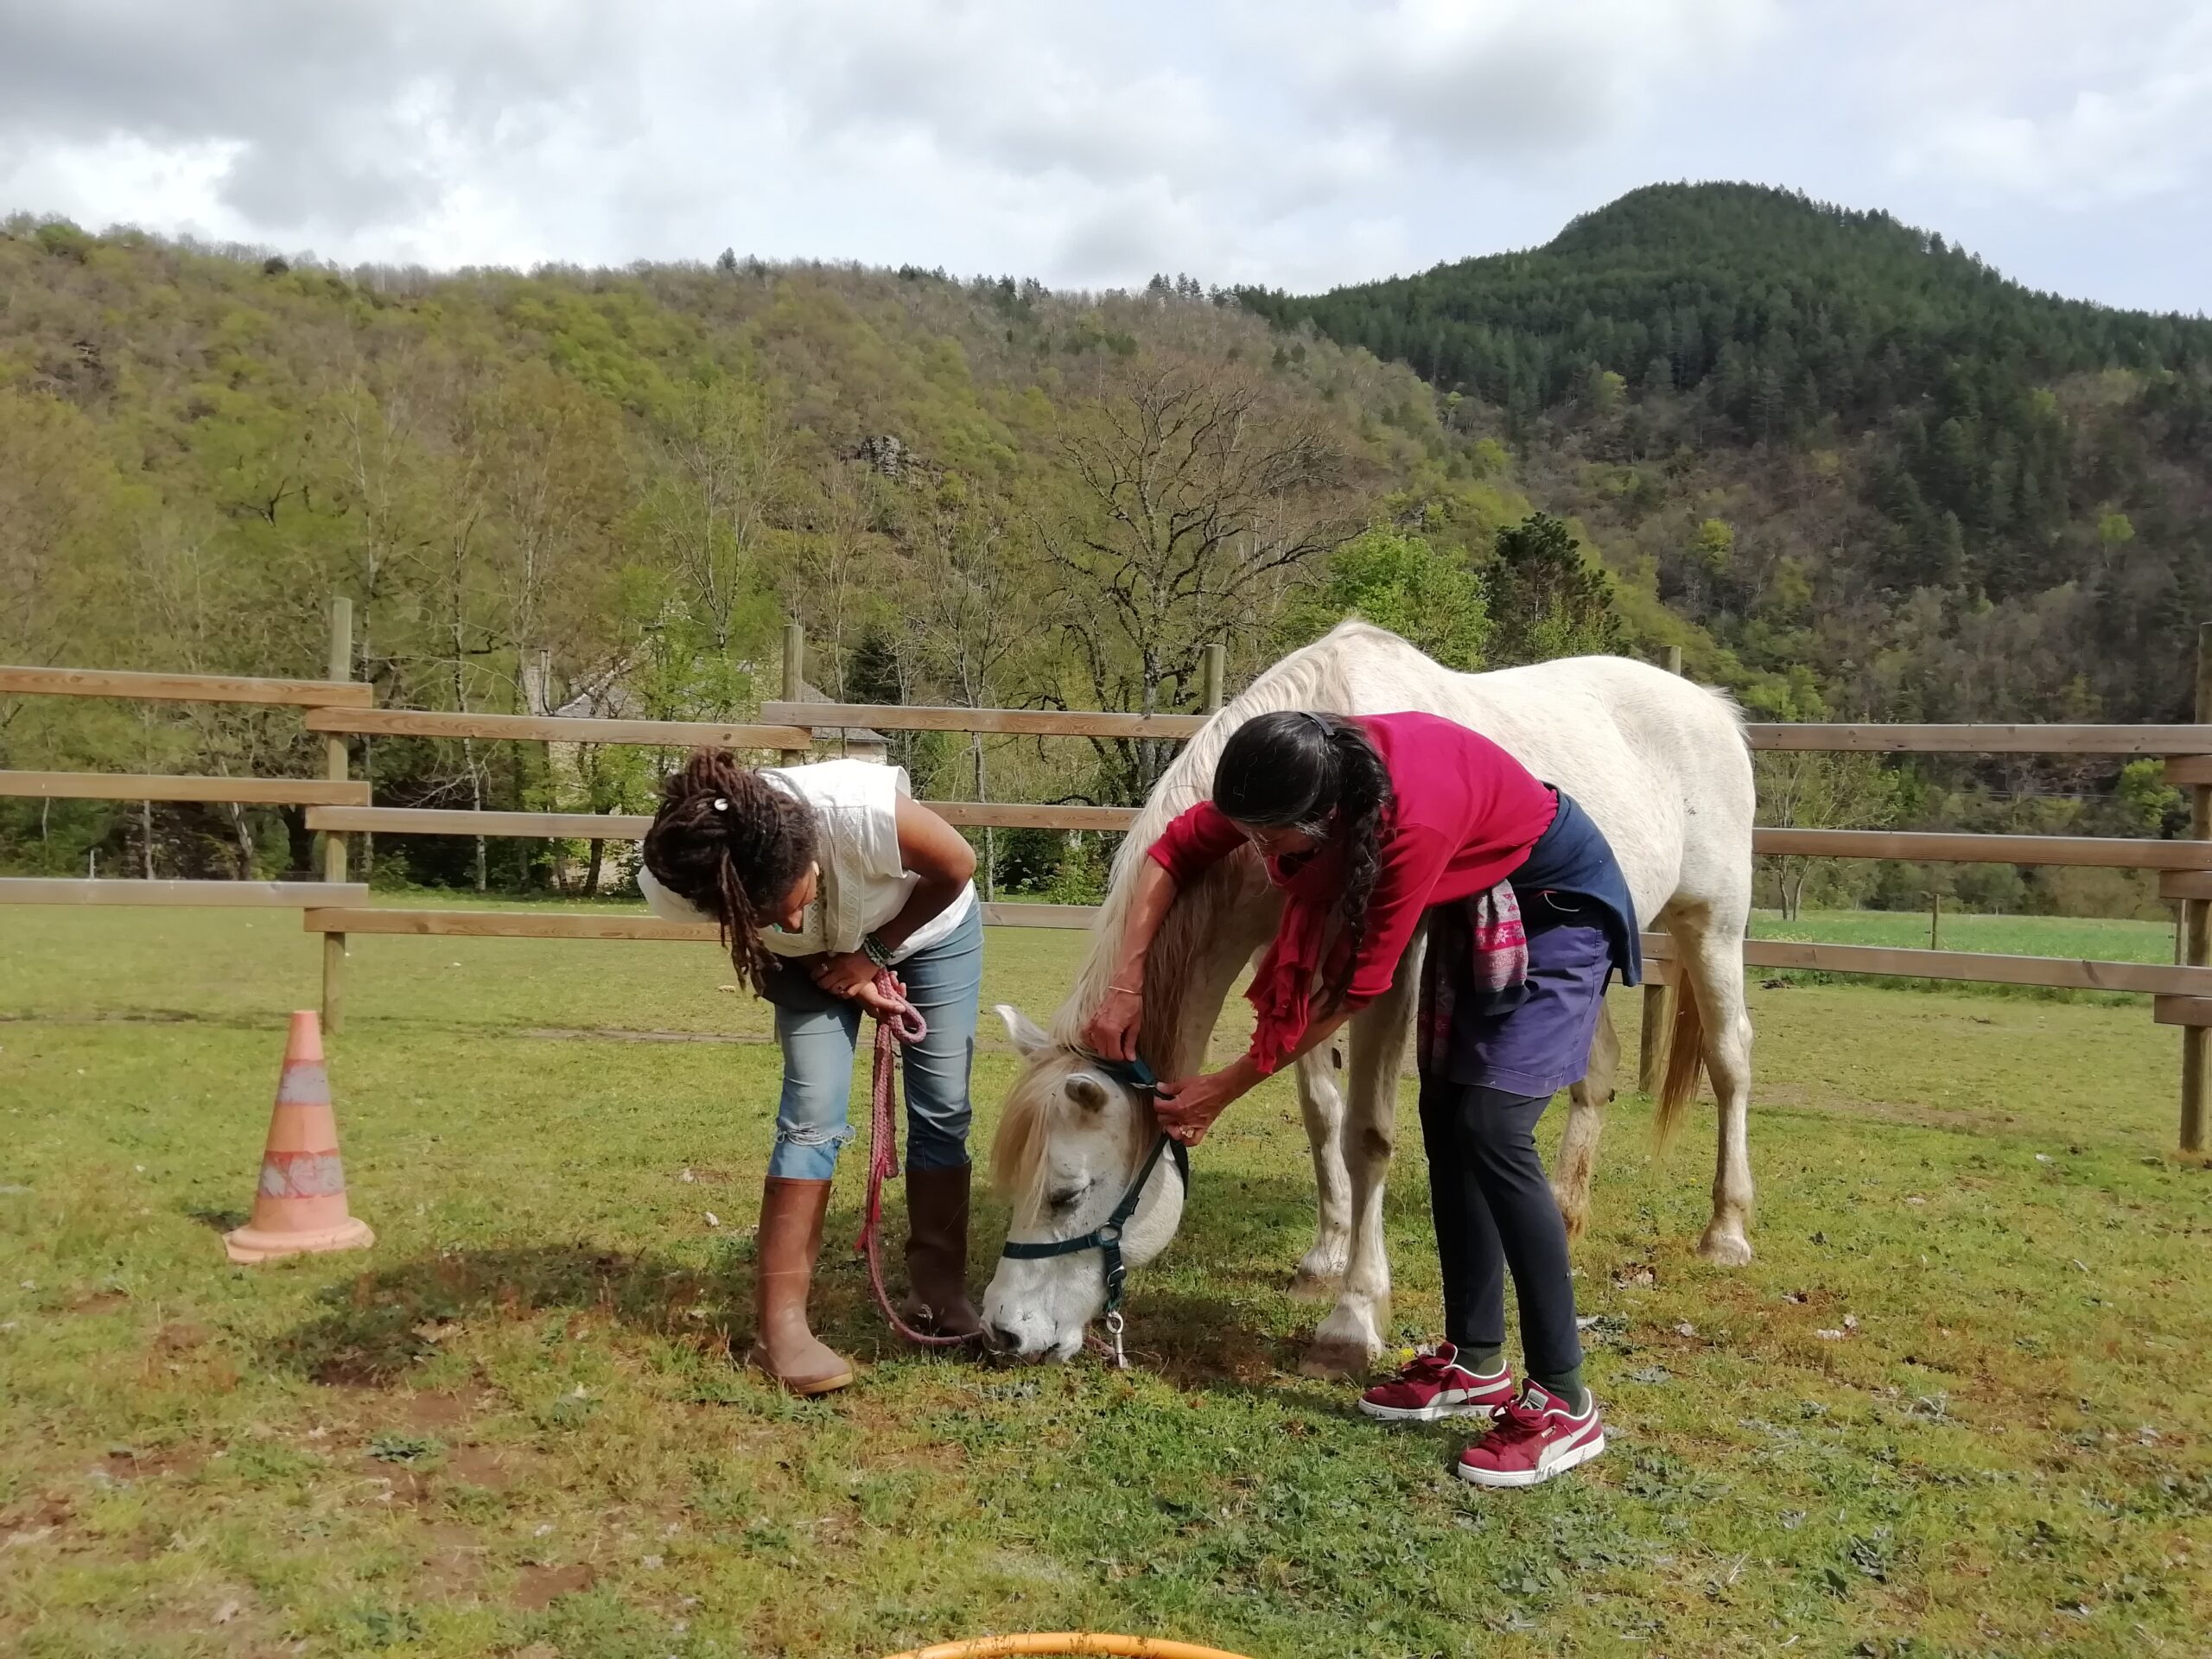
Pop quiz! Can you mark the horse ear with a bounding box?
[1065,1072,1109,1111]
[996,1003,1050,1056]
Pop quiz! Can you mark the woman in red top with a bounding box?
[1085,709,1637,1489]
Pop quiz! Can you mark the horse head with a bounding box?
[979,1004,1189,1359]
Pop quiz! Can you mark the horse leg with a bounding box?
[1300,976,1415,1379]
[1675,911,1757,1266]
[1552,1001,1618,1238]
[1289,1040,1351,1300]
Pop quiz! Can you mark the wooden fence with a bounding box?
[4,607,2210,1152]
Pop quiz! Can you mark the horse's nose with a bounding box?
[985,1320,1021,1353]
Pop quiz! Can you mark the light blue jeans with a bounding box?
[768,904,982,1179]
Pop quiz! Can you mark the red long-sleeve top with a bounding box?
[1147,711,1556,1074]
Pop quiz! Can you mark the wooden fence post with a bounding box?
[321,596,353,1034]
[1202,643,1226,715]
[780,623,806,768]
[1639,645,1686,1094]
[2182,623,2212,1152]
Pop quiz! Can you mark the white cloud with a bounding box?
[0,0,2205,307]
[1885,2,2212,208]
[1275,0,1780,157]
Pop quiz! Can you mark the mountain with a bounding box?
[0,194,2199,918]
[0,216,1567,888]
[1242,182,2212,728]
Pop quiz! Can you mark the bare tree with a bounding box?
[1036,355,1357,799]
[906,478,1039,894]
[645,379,791,662]
[1758,751,1899,919]
[787,461,887,698]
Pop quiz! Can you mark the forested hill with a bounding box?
[0,216,1604,889]
[1241,182,2212,425]
[1242,183,2212,730]
[0,194,2203,911]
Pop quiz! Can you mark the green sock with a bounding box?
[1462,1343,1505,1376]
[1531,1364,1589,1414]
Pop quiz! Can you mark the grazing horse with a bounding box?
[980,621,1757,1375]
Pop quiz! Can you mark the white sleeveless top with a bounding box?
[638,759,976,965]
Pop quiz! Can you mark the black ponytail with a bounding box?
[1213,711,1393,1006]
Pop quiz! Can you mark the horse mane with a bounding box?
[990,1060,1161,1225]
[1047,620,1402,1046]
[994,621,1414,1217]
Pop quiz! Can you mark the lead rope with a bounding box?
[856,968,975,1348]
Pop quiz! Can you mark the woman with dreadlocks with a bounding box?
[1083,709,1638,1488]
[638,749,982,1395]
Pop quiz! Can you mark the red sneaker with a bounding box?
[1455,1382,1605,1488]
[1357,1343,1516,1423]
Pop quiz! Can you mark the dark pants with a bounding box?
[1417,1077,1584,1378]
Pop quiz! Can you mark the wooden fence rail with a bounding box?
[10,613,2212,1149]
[15,880,370,908]
[304,706,814,749]
[0,771,370,806]
[760,699,2212,755]
[0,665,372,709]
[296,805,2212,880]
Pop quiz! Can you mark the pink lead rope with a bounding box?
[855,968,976,1348]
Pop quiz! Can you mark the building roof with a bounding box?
[551,675,887,754]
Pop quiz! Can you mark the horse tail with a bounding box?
[1654,966,1706,1152]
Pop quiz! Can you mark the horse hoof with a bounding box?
[1287,1266,1344,1303]
[1297,1337,1373,1381]
[1549,1184,1591,1238]
[1696,1228,1755,1268]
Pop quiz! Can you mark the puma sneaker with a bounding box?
[1357,1343,1516,1423]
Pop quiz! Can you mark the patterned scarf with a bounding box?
[1415,883,1530,1077]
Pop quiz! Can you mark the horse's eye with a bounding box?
[1047,1185,1087,1214]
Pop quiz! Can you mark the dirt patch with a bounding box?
[416,1522,486,1598]
[512,1561,595,1610]
[152,1321,214,1355]
[399,1390,477,1432]
[68,1289,130,1314]
[103,1445,200,1483]
[523,1027,769,1045]
[1752,1082,2011,1135]
[442,1446,520,1491]
[354,1457,434,1505]
[2,1492,73,1543]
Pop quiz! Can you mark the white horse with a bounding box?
[981,620,1757,1375]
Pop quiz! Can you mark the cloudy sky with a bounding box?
[3,0,2208,313]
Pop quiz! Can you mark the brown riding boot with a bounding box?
[751,1177,854,1395]
[899,1163,984,1340]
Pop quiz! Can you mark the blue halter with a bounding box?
[998,1052,1191,1335]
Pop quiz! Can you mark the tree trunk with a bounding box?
[225,800,255,879]
[139,799,155,880]
[973,733,995,902]
[282,805,315,878]
[585,838,605,898]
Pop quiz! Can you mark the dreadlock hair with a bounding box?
[641,748,818,995]
[1212,710,1394,1007]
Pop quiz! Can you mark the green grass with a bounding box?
[1755,907,2177,963]
[3,908,2209,1656]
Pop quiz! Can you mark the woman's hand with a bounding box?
[1083,984,1143,1061]
[1154,1065,1254,1147]
[852,974,910,1020]
[809,950,879,1001]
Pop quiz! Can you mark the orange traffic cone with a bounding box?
[224,1011,374,1264]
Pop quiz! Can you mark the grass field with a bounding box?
[3,905,2209,1657]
